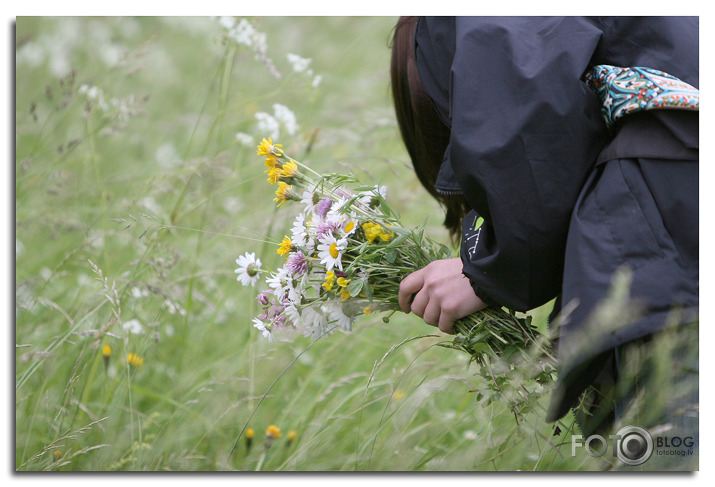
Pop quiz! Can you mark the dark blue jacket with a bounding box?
[414,16,698,422]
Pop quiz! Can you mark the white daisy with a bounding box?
[283,302,301,327]
[327,303,354,332]
[316,235,347,271]
[252,318,274,342]
[290,211,310,248]
[299,183,319,215]
[328,208,359,238]
[235,252,262,287]
[357,185,387,208]
[266,267,292,300]
[301,304,333,341]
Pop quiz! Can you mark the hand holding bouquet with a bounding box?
[237,138,553,381]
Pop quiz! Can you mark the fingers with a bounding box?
[398,268,425,313]
[437,312,456,335]
[415,296,456,334]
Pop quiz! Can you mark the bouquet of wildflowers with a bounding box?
[237,138,552,376]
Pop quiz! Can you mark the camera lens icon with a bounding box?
[615,426,653,466]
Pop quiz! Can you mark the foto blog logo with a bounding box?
[571,425,654,466]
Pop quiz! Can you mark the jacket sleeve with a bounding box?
[432,17,609,311]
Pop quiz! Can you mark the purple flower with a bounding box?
[285,251,308,276]
[257,290,273,306]
[316,198,332,218]
[316,220,340,238]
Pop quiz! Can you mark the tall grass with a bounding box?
[15,16,656,471]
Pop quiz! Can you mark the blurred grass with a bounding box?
[15,16,599,471]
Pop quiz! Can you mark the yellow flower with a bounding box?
[322,270,336,291]
[277,236,294,256]
[245,427,254,450]
[339,288,351,301]
[362,222,393,243]
[362,222,384,244]
[274,181,300,207]
[264,154,280,169]
[280,160,301,179]
[266,424,282,439]
[257,137,284,157]
[363,305,373,315]
[393,390,405,400]
[126,353,144,369]
[102,345,111,358]
[336,277,351,288]
[266,166,282,184]
[287,430,297,443]
[53,450,62,461]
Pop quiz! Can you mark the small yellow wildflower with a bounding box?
[264,424,282,449]
[264,154,280,169]
[322,271,336,291]
[363,305,373,315]
[287,430,297,444]
[266,424,282,439]
[126,353,144,369]
[336,277,351,288]
[277,236,294,256]
[362,222,392,244]
[339,288,351,301]
[393,390,405,400]
[53,450,62,461]
[280,160,301,179]
[102,345,111,358]
[257,137,284,158]
[266,166,282,184]
[274,181,300,207]
[245,427,255,451]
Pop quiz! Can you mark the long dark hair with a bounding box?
[390,16,470,242]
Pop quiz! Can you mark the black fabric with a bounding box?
[414,16,699,423]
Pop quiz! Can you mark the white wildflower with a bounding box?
[235,132,254,147]
[290,211,311,248]
[272,103,298,136]
[253,318,275,342]
[299,183,319,215]
[235,252,262,287]
[328,303,354,332]
[301,304,332,341]
[218,16,236,30]
[286,53,312,73]
[255,111,280,140]
[123,318,144,335]
[266,267,292,299]
[317,235,347,272]
[228,18,256,46]
[358,185,388,207]
[283,303,301,326]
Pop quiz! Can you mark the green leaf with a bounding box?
[385,233,409,249]
[362,282,374,300]
[346,279,363,297]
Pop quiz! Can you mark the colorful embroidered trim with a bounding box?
[585,65,699,129]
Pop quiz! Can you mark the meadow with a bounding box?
[16,16,625,471]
